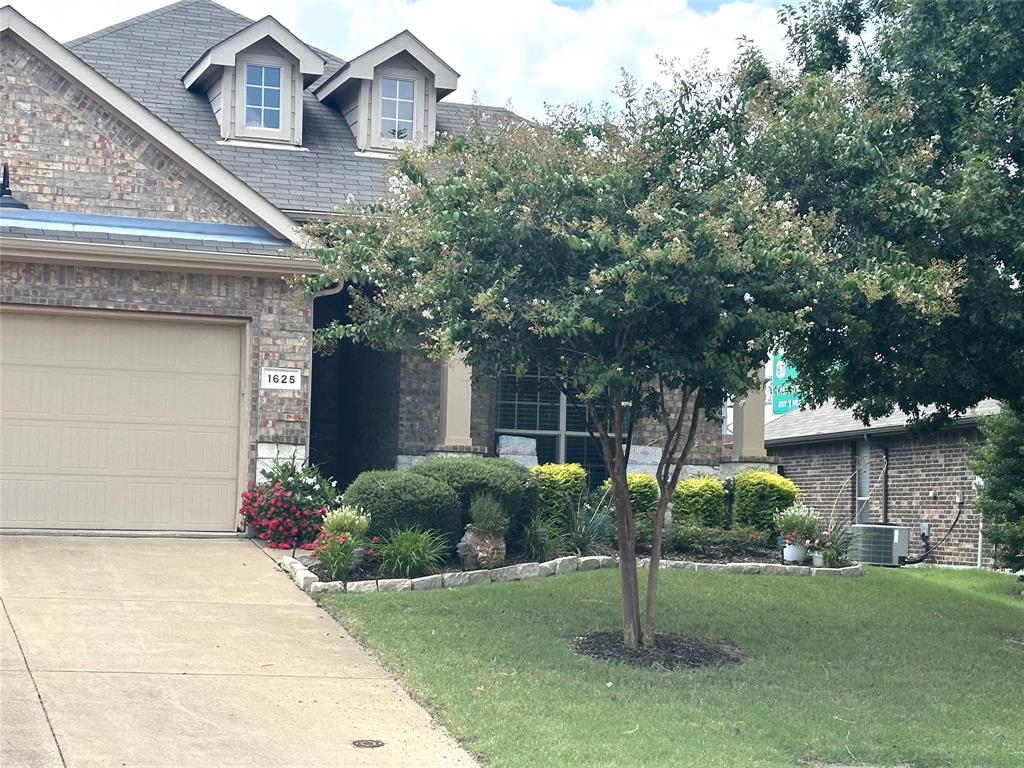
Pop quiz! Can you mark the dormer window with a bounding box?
[182,16,325,148]
[380,76,415,140]
[245,64,282,130]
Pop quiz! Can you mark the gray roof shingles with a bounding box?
[66,0,519,218]
[764,399,1001,446]
[0,226,290,256]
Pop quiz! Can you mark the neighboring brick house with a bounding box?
[0,0,723,534]
[765,401,1000,567]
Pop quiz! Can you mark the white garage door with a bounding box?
[1,310,244,531]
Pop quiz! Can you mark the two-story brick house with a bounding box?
[1,0,724,534]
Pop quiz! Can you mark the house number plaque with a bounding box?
[260,367,302,390]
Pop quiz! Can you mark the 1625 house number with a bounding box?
[260,367,302,390]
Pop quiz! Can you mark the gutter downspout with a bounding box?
[881,444,890,524]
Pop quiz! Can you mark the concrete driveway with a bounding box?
[0,536,477,768]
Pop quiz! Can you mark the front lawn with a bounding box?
[319,568,1023,768]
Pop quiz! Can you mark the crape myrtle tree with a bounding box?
[301,65,940,647]
[741,0,1024,422]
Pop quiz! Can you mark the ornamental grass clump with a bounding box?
[240,463,338,549]
[377,527,449,579]
[311,531,364,581]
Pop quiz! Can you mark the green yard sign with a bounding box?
[772,354,800,416]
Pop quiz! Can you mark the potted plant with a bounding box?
[775,503,819,564]
[459,493,509,569]
[816,525,854,568]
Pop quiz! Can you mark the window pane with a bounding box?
[397,79,414,100]
[381,99,397,119]
[263,87,280,109]
[496,402,518,430]
[246,64,262,85]
[246,86,262,108]
[537,404,559,431]
[396,120,414,139]
[566,436,609,487]
[397,100,414,121]
[263,66,281,88]
[263,108,280,129]
[381,77,398,98]
[535,435,558,465]
[245,106,261,127]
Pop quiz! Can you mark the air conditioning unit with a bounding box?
[850,524,911,566]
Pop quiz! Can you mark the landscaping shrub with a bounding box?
[531,463,588,520]
[672,475,728,527]
[240,463,337,548]
[565,491,613,556]
[775,502,819,545]
[323,505,370,538]
[311,530,361,581]
[671,522,772,559]
[377,527,449,578]
[732,470,800,535]
[972,406,1024,570]
[602,472,661,550]
[343,470,461,544]
[409,457,538,537]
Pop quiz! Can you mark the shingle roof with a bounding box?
[66,0,518,218]
[764,399,1002,446]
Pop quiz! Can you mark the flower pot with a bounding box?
[783,543,807,564]
[811,552,825,568]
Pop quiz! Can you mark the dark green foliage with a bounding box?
[768,0,1024,421]
[565,491,613,556]
[972,407,1024,570]
[671,523,773,559]
[376,527,449,579]
[672,475,728,527]
[409,457,537,539]
[732,471,801,536]
[343,470,461,544]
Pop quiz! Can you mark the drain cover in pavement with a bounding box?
[352,739,385,749]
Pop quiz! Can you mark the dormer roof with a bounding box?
[314,29,459,104]
[182,15,325,89]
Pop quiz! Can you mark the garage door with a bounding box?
[1,310,244,531]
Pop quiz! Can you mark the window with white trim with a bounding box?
[855,441,871,522]
[244,64,282,130]
[496,370,621,486]
[379,76,416,140]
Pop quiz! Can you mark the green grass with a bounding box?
[319,568,1024,768]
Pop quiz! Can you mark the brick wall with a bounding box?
[630,391,723,469]
[1,33,254,224]
[1,262,312,484]
[772,428,991,566]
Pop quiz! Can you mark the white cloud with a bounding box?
[22,0,787,118]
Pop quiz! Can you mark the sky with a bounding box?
[24,0,789,119]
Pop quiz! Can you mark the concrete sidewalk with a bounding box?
[0,536,477,768]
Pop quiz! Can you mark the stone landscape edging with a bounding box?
[277,555,863,595]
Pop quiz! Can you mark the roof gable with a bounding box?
[1,4,298,241]
[182,15,325,89]
[315,29,459,104]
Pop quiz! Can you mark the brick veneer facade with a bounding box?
[771,427,992,566]
[1,33,312,489]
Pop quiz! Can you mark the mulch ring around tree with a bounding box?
[570,630,742,671]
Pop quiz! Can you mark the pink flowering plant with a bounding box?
[240,463,338,549]
[811,525,854,568]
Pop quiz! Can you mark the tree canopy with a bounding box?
[754,0,1024,422]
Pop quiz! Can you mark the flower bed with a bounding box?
[277,553,863,596]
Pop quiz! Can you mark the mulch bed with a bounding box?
[570,629,742,671]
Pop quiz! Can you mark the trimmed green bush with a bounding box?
[531,463,588,520]
[732,470,800,535]
[602,472,661,550]
[343,470,461,544]
[671,522,772,558]
[409,457,538,536]
[672,475,728,527]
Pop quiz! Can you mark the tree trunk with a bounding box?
[642,491,671,648]
[611,451,641,648]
